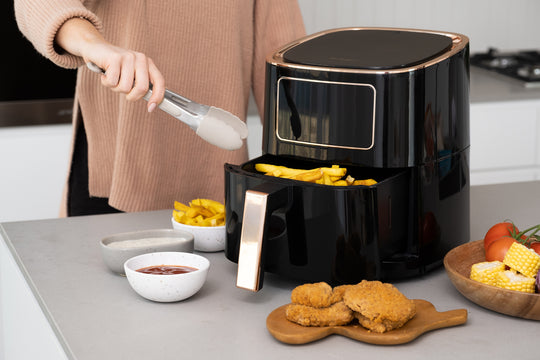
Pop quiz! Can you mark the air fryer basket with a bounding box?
[225,154,412,286]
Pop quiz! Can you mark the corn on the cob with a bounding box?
[495,270,536,293]
[470,261,505,286]
[503,242,540,278]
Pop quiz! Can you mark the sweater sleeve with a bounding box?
[14,0,102,69]
[252,0,306,119]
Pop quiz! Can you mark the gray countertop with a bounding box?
[1,181,540,360]
[470,67,540,103]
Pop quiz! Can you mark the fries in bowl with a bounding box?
[172,199,225,227]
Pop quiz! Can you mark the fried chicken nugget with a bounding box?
[329,284,354,304]
[343,280,416,333]
[285,301,354,327]
[291,282,333,308]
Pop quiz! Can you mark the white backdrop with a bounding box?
[298,0,540,53]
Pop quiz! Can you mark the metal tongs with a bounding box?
[86,62,248,150]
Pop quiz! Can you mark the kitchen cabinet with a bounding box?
[0,238,68,360]
[470,100,540,185]
[0,124,72,222]
[469,68,540,186]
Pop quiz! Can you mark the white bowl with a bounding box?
[124,252,210,302]
[171,217,225,252]
[100,229,194,275]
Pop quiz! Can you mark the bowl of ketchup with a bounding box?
[124,252,210,302]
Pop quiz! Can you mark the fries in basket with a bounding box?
[255,163,377,186]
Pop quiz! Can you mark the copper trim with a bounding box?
[267,27,469,75]
[275,76,376,150]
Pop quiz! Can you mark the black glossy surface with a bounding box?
[276,78,376,149]
[225,29,470,286]
[264,33,470,168]
[283,29,453,69]
[224,151,470,285]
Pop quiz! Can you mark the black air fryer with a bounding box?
[225,28,470,291]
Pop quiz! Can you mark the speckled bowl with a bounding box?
[171,218,225,252]
[100,229,194,275]
[124,252,210,302]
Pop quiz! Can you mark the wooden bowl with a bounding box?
[444,240,540,320]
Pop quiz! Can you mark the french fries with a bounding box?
[172,198,225,227]
[255,163,377,186]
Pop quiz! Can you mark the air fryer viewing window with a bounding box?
[276,77,376,150]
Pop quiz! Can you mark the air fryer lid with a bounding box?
[283,29,454,69]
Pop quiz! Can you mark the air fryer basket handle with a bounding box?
[236,183,290,292]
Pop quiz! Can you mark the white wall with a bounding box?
[298,0,540,53]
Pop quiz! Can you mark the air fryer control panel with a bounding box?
[282,29,454,69]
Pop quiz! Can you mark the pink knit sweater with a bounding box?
[14,0,305,214]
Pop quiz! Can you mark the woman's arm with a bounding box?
[55,17,165,111]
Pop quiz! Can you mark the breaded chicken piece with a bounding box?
[291,282,333,308]
[329,284,354,304]
[343,280,416,333]
[285,301,354,327]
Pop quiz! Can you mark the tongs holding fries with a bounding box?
[86,62,248,150]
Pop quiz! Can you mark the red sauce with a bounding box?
[136,265,197,275]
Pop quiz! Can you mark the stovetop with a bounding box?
[470,48,540,87]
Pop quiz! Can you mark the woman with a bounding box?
[14,0,305,216]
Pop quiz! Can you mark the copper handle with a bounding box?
[236,190,269,291]
[235,183,290,292]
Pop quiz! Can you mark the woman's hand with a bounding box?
[55,17,165,112]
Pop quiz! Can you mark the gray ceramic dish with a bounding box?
[100,229,194,275]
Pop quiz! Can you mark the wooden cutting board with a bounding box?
[266,299,467,345]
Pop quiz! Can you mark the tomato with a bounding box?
[483,222,519,250]
[485,237,517,262]
[529,242,540,256]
